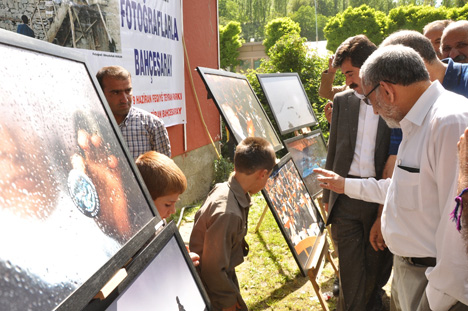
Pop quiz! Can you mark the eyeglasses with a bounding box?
[363,84,380,105]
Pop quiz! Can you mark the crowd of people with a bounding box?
[314,18,468,311]
[97,18,468,310]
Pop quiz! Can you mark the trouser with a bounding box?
[392,255,468,311]
[330,195,392,311]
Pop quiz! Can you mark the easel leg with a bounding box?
[255,204,269,233]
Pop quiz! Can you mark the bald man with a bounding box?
[441,20,468,63]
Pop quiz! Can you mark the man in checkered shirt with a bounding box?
[96,66,171,159]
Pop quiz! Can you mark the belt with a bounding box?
[347,175,374,179]
[402,256,436,267]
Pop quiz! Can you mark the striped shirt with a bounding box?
[118,106,171,159]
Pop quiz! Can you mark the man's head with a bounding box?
[441,20,468,63]
[21,15,29,24]
[332,35,377,94]
[423,20,452,59]
[360,45,430,128]
[234,137,276,194]
[381,30,438,65]
[136,151,187,219]
[96,66,133,124]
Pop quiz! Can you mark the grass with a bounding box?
[178,194,339,311]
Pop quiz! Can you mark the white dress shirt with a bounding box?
[348,92,379,177]
[344,82,468,310]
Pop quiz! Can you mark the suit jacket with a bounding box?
[323,89,391,225]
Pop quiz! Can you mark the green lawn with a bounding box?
[177,194,339,311]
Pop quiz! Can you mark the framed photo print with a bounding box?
[256,73,318,135]
[262,154,325,276]
[0,29,160,311]
[89,221,211,311]
[196,67,283,152]
[284,130,328,198]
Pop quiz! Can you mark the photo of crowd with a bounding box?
[263,157,324,272]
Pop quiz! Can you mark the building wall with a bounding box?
[236,41,268,72]
[170,0,221,207]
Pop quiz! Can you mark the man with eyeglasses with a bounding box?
[322,35,392,311]
[317,45,468,311]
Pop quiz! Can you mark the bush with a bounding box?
[263,17,301,54]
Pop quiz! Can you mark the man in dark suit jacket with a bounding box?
[322,35,392,311]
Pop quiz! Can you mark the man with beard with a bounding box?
[441,20,468,63]
[316,45,468,311]
[322,35,392,311]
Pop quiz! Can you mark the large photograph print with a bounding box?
[262,154,325,275]
[105,222,210,311]
[284,130,328,198]
[0,35,158,310]
[197,67,283,152]
[256,73,317,135]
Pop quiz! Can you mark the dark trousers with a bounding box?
[330,195,393,311]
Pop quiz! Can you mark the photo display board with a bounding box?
[0,30,160,311]
[262,154,325,276]
[284,130,328,198]
[256,73,317,135]
[99,222,211,311]
[197,67,283,152]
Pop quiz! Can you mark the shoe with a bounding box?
[333,276,340,297]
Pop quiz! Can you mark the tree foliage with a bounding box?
[290,5,328,41]
[263,17,301,53]
[386,5,450,34]
[324,5,387,52]
[219,22,245,71]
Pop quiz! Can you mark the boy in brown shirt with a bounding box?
[189,137,276,311]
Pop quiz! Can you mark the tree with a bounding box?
[323,5,387,52]
[290,5,328,41]
[219,22,245,71]
[263,17,301,53]
[218,0,240,24]
[386,5,450,34]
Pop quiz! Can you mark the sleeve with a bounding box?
[148,115,172,157]
[426,119,468,310]
[199,211,243,308]
[318,70,347,101]
[344,177,391,205]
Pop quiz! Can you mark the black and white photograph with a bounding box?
[256,73,317,135]
[106,222,210,311]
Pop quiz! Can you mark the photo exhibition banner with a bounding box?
[0,0,185,127]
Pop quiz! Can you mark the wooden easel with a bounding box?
[255,201,338,311]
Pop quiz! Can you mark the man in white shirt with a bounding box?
[323,35,392,311]
[316,45,468,311]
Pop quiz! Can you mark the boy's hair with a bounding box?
[96,65,131,89]
[234,137,276,175]
[136,151,187,200]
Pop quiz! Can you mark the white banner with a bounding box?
[1,0,185,126]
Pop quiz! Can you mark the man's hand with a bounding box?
[369,214,386,251]
[314,168,345,194]
[327,55,337,74]
[324,101,333,124]
[74,129,130,239]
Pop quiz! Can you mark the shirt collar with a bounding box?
[120,106,135,126]
[402,81,444,127]
[227,175,252,209]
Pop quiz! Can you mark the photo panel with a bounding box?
[93,221,211,311]
[284,130,328,198]
[256,73,318,135]
[0,30,160,311]
[262,154,325,276]
[197,67,283,152]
